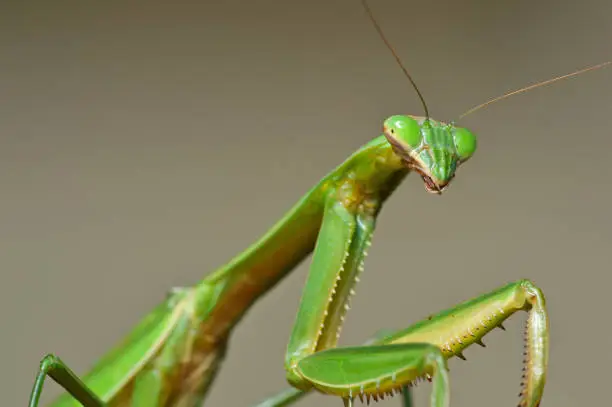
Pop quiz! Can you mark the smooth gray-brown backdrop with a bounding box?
[2,0,611,406]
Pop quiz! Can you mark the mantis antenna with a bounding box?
[457,60,612,120]
[360,0,430,119]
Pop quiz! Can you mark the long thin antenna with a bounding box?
[458,60,611,120]
[361,0,430,119]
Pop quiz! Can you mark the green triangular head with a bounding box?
[383,115,477,194]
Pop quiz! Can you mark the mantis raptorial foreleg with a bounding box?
[256,280,547,407]
[301,280,547,407]
[252,329,413,407]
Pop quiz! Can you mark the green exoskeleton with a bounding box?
[28,1,610,407]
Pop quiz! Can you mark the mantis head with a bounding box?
[383,114,477,194]
[363,0,607,194]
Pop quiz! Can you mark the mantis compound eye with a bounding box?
[452,127,477,162]
[383,115,422,150]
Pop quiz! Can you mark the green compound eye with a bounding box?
[384,115,422,149]
[453,127,477,161]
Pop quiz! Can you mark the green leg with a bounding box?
[297,342,449,407]
[382,279,548,407]
[289,279,548,407]
[402,386,414,407]
[250,387,307,407]
[29,354,105,407]
[251,329,413,407]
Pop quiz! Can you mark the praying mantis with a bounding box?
[26,1,611,407]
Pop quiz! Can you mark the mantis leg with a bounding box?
[291,279,548,407]
[282,194,436,407]
[402,387,414,407]
[250,387,306,407]
[29,354,105,407]
[251,329,414,407]
[28,353,171,407]
[279,179,548,406]
[297,343,449,407]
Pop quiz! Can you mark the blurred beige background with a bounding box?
[2,0,611,406]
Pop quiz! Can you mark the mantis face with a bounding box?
[383,114,477,194]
